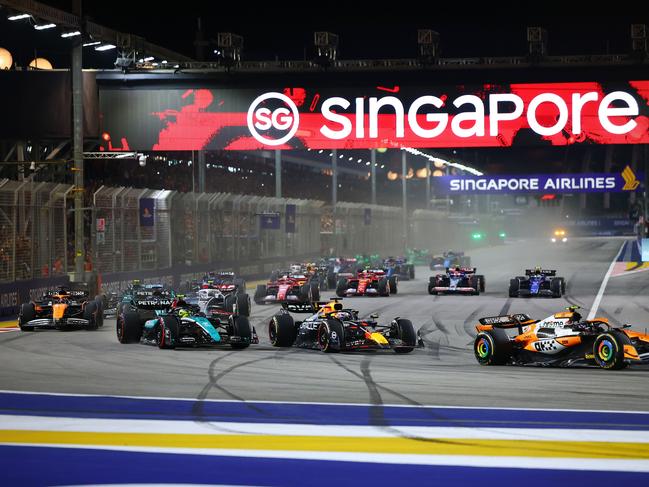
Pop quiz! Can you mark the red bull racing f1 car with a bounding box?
[268,299,417,353]
[474,306,649,369]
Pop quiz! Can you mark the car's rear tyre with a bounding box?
[234,278,247,295]
[409,265,415,279]
[224,293,236,312]
[317,319,345,353]
[235,293,251,317]
[335,278,348,298]
[117,311,142,344]
[83,301,99,330]
[477,275,486,293]
[550,278,563,298]
[392,318,416,353]
[474,329,511,365]
[18,303,36,331]
[593,332,629,370]
[388,276,398,295]
[94,296,104,327]
[254,284,267,305]
[269,314,296,347]
[310,282,320,302]
[378,278,389,297]
[231,315,252,349]
[508,279,520,298]
[470,276,480,296]
[157,315,179,349]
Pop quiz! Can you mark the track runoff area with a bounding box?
[1,237,648,485]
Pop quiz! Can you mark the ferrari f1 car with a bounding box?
[336,269,397,297]
[254,271,320,306]
[117,296,256,349]
[428,267,485,295]
[509,268,565,298]
[268,298,417,353]
[474,306,649,369]
[430,250,471,271]
[19,285,104,331]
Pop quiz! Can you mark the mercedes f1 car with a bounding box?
[428,267,484,295]
[19,285,104,331]
[268,298,417,353]
[117,296,256,349]
[336,269,397,297]
[254,271,320,305]
[509,268,565,298]
[430,250,471,271]
[474,306,649,369]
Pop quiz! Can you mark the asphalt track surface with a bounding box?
[1,237,647,411]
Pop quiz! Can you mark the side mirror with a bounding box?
[370,313,379,319]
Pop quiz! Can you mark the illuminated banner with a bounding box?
[99,80,649,151]
[432,166,643,194]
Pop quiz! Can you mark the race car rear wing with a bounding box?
[477,313,533,333]
[445,267,476,274]
[525,269,556,276]
[281,302,316,313]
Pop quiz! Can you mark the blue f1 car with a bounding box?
[509,268,566,298]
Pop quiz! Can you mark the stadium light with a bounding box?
[61,31,81,38]
[144,56,154,61]
[8,13,30,20]
[83,41,101,47]
[401,147,483,176]
[95,44,116,51]
[34,23,56,30]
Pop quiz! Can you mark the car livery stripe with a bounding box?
[191,316,221,342]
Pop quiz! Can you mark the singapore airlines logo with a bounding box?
[621,165,640,191]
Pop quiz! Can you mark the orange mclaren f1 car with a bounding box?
[474,306,649,369]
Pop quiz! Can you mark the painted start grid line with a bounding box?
[1,391,649,485]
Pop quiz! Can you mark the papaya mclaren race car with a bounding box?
[19,285,104,331]
[117,295,257,349]
[336,269,397,297]
[268,298,419,353]
[473,306,649,369]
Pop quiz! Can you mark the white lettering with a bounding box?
[253,107,272,130]
[321,97,352,140]
[598,91,639,135]
[407,96,448,138]
[527,93,569,136]
[571,92,598,134]
[369,96,405,138]
[451,95,485,137]
[489,94,524,136]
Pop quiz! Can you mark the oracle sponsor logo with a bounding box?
[247,90,639,145]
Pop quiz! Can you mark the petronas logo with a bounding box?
[621,165,640,191]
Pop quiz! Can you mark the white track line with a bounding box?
[587,241,626,321]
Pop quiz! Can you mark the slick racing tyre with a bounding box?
[551,278,563,298]
[593,332,629,370]
[231,316,252,349]
[18,303,36,331]
[474,329,511,365]
[470,276,480,296]
[236,293,251,317]
[117,312,143,344]
[83,301,99,330]
[476,275,486,293]
[508,279,520,298]
[388,276,398,295]
[234,278,247,295]
[377,277,390,297]
[392,318,416,353]
[317,319,345,353]
[336,278,348,298]
[269,314,296,347]
[94,296,104,327]
[254,285,267,305]
[409,265,415,280]
[310,282,321,302]
[157,315,179,349]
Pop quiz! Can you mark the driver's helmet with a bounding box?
[334,311,351,320]
[534,266,542,274]
[177,308,191,318]
[453,266,462,273]
[290,264,302,274]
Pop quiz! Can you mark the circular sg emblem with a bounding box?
[247,92,300,146]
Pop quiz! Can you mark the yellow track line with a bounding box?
[2,431,649,459]
[0,321,18,328]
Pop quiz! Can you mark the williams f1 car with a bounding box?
[474,306,649,369]
[269,299,417,353]
[19,285,104,331]
[509,268,565,298]
[428,267,484,295]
